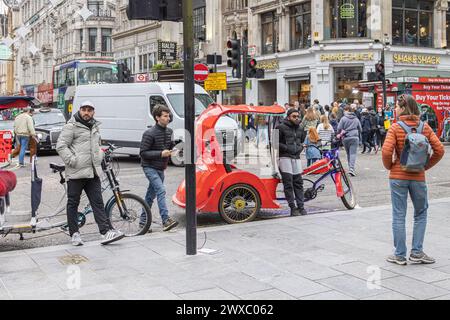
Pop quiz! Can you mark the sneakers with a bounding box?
[348,170,356,177]
[386,255,407,265]
[163,217,179,231]
[101,229,125,245]
[290,208,308,216]
[409,252,435,264]
[71,232,84,246]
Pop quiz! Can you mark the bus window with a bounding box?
[53,71,59,88]
[66,68,75,86]
[77,63,118,84]
[58,69,67,87]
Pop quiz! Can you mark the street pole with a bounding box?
[213,52,218,102]
[241,37,248,130]
[382,45,387,110]
[183,0,197,255]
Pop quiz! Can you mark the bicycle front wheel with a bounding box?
[106,193,152,236]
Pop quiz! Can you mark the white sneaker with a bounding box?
[101,229,125,245]
[71,232,84,246]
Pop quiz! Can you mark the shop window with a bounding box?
[392,0,433,47]
[261,11,279,55]
[334,67,363,102]
[325,0,367,39]
[290,2,312,50]
[289,80,311,105]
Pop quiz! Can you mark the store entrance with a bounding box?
[334,66,363,103]
[258,80,277,105]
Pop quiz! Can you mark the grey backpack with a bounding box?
[398,121,431,172]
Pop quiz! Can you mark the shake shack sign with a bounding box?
[158,41,177,62]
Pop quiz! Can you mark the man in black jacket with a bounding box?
[140,104,178,231]
[276,108,307,216]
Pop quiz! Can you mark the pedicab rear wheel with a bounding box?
[219,184,261,224]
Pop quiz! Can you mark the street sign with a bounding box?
[194,63,209,82]
[135,73,148,82]
[204,72,227,91]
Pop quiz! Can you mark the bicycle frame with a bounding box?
[302,147,346,201]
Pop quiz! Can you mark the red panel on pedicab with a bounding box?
[302,158,333,175]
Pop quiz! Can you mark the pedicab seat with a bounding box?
[0,170,17,197]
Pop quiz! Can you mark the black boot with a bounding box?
[290,207,301,216]
[298,207,308,216]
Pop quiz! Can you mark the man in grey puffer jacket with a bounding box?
[56,101,124,246]
[337,104,362,176]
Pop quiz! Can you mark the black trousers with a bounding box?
[67,176,112,236]
[361,131,375,152]
[280,171,305,210]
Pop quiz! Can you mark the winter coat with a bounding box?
[361,114,372,133]
[300,118,318,131]
[276,119,303,159]
[56,116,103,180]
[140,123,175,171]
[14,112,35,136]
[337,113,362,139]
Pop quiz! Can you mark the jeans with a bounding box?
[67,176,112,236]
[390,179,429,258]
[343,137,359,172]
[143,166,169,224]
[257,126,269,147]
[18,136,29,165]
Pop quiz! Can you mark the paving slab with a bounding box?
[317,275,391,299]
[380,276,449,300]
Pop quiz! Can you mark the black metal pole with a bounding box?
[382,45,387,109]
[213,52,218,102]
[241,37,247,134]
[183,0,196,255]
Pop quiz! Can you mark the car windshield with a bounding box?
[78,63,119,85]
[166,93,214,117]
[33,111,66,126]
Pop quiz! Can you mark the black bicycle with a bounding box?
[53,144,152,236]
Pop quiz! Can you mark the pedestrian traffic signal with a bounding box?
[375,62,385,81]
[247,57,257,78]
[227,39,241,78]
[126,0,182,22]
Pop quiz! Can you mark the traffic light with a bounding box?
[126,0,182,22]
[247,57,257,78]
[227,39,241,78]
[375,62,385,81]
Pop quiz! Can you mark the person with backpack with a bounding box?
[382,94,445,265]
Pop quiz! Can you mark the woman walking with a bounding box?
[382,94,445,265]
[317,115,335,151]
[337,105,362,176]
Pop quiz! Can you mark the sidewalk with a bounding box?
[1,198,450,300]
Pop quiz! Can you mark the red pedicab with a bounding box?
[173,103,356,224]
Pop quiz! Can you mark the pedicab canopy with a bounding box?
[0,96,40,110]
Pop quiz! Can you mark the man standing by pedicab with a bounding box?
[56,101,125,246]
[275,108,307,216]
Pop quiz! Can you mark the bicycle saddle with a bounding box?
[50,163,66,172]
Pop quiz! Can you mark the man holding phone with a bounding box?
[140,104,179,231]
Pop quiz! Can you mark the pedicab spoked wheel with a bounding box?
[219,184,261,224]
[339,167,356,210]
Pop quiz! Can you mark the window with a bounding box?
[88,28,97,52]
[392,0,433,47]
[193,6,206,41]
[166,94,214,117]
[334,67,363,102]
[326,0,367,39]
[101,28,112,52]
[149,96,169,115]
[79,29,83,51]
[290,2,312,50]
[66,67,75,86]
[261,11,279,54]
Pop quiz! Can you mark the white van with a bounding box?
[73,82,240,165]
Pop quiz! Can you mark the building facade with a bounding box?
[113,0,207,80]
[217,0,450,108]
[11,0,116,97]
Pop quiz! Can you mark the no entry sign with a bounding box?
[194,63,209,82]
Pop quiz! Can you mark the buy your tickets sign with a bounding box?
[204,72,227,91]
